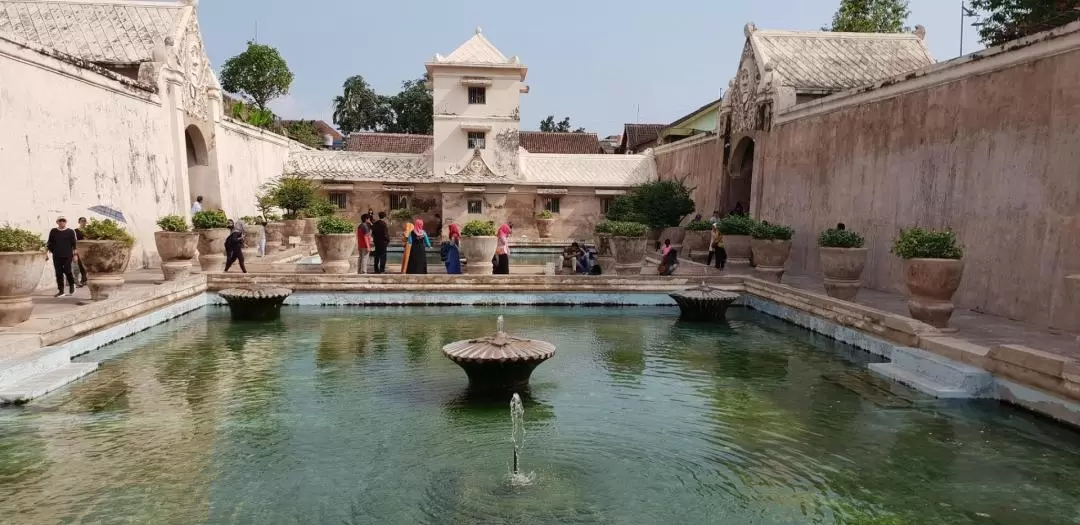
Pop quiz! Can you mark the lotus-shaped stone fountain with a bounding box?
[218,286,293,321]
[669,284,740,321]
[442,316,556,392]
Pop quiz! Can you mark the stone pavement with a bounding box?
[782,273,1080,360]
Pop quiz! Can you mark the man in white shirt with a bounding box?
[191,195,203,215]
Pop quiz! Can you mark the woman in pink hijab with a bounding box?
[493,223,512,274]
[404,217,431,274]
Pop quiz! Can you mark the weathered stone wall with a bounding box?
[0,37,175,276]
[215,119,296,220]
[442,189,605,240]
[757,32,1080,330]
[654,136,724,218]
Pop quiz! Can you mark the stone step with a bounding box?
[869,346,994,399]
[0,362,99,404]
[0,346,72,389]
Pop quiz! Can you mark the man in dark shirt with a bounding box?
[46,216,78,297]
[73,217,88,287]
[371,211,390,274]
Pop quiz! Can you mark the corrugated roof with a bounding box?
[0,0,185,64]
[518,152,656,188]
[519,131,603,154]
[346,133,433,154]
[750,29,935,91]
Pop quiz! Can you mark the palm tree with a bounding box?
[332,75,388,134]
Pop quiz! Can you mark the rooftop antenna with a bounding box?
[254,21,259,43]
[636,104,640,124]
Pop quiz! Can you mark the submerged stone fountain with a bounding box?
[669,284,740,321]
[218,287,293,321]
[442,316,556,393]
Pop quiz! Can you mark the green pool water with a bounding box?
[1,306,1079,524]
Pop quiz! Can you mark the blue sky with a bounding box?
[198,0,984,137]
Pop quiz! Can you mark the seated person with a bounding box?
[658,242,678,276]
[563,242,585,271]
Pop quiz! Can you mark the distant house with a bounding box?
[599,135,620,154]
[658,98,722,145]
[616,124,666,154]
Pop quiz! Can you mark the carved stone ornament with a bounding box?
[175,16,212,121]
[445,149,500,179]
[729,43,761,134]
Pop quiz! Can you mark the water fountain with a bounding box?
[217,286,293,321]
[669,283,740,321]
[510,393,525,476]
[442,316,556,393]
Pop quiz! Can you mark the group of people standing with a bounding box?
[354,214,514,275]
[45,216,88,297]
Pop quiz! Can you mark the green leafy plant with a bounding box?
[390,208,415,221]
[604,195,645,223]
[685,221,714,231]
[537,209,554,220]
[156,215,190,233]
[627,180,696,229]
[81,219,135,247]
[308,197,337,218]
[819,228,864,248]
[0,226,45,252]
[717,214,757,235]
[461,220,497,237]
[192,210,228,230]
[255,185,279,218]
[316,215,355,235]
[751,222,794,241]
[269,176,317,219]
[594,220,648,237]
[219,41,294,111]
[891,227,963,259]
[240,216,261,225]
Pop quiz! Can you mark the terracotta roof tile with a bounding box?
[519,131,603,154]
[346,133,433,154]
[622,124,666,151]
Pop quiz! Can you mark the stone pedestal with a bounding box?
[161,261,192,281]
[80,240,132,301]
[724,235,752,270]
[0,251,47,327]
[820,247,868,301]
[315,234,354,274]
[87,274,124,301]
[461,236,497,275]
[196,228,230,272]
[154,231,198,281]
[751,239,792,283]
[218,287,292,321]
[669,286,740,321]
[301,218,318,246]
[442,316,556,394]
[903,258,964,328]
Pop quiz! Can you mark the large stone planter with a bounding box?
[751,239,792,283]
[196,228,230,271]
[684,230,711,259]
[820,247,868,301]
[282,219,305,247]
[611,236,647,276]
[302,218,318,246]
[154,231,198,281]
[461,236,498,275]
[79,240,132,301]
[0,251,47,326]
[536,218,554,239]
[315,234,355,274]
[660,227,686,249]
[265,221,285,252]
[242,225,265,258]
[724,234,752,270]
[594,233,615,274]
[903,258,965,328]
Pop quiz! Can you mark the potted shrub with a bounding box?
[0,226,47,326]
[597,220,649,275]
[718,215,756,270]
[750,221,794,283]
[891,227,964,328]
[818,228,868,300]
[79,219,135,300]
[264,214,285,253]
[536,209,555,239]
[314,216,356,274]
[630,180,695,249]
[305,197,337,246]
[460,220,497,275]
[154,215,198,281]
[684,221,713,261]
[193,209,230,271]
[239,216,265,258]
[269,176,316,246]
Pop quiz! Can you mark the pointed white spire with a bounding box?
[439,28,511,65]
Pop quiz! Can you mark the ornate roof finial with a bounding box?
[476,26,483,35]
[914,25,926,40]
[744,22,757,38]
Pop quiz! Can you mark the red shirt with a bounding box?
[357,223,372,249]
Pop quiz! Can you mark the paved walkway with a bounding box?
[781,273,1080,359]
[11,269,172,327]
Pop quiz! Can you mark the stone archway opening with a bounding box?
[726,137,754,215]
[184,125,214,210]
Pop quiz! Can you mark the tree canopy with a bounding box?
[826,0,911,32]
[539,115,586,133]
[219,41,294,111]
[332,75,433,135]
[969,0,1080,45]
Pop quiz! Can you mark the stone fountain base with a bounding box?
[442,316,556,394]
[669,285,740,321]
[450,360,547,393]
[218,287,292,321]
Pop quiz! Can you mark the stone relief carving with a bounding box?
[493,129,520,177]
[729,43,760,135]
[445,149,499,179]
[174,17,212,121]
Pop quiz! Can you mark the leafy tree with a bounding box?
[332,75,388,134]
[628,180,696,229]
[268,176,317,219]
[283,120,323,148]
[383,77,434,134]
[539,115,587,133]
[219,41,294,111]
[968,0,1080,45]
[826,0,911,33]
